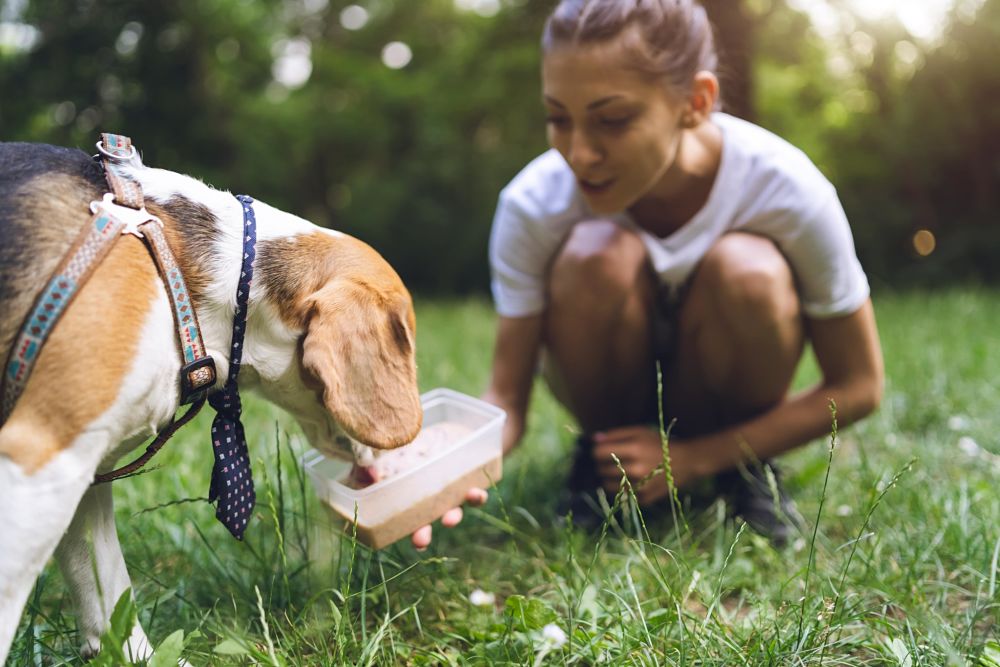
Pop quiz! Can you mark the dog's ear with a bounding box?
[301,281,422,449]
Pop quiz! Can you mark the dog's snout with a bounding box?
[351,442,378,467]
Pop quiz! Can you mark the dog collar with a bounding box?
[206,195,258,540]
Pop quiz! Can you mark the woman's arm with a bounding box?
[482,314,544,454]
[688,298,883,474]
[594,300,883,501]
[410,314,543,549]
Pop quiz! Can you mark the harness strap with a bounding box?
[1,207,127,424]
[139,221,216,397]
[92,398,205,484]
[95,133,217,403]
[1,133,216,431]
[98,133,144,209]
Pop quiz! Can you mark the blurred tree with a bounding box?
[0,0,282,184]
[816,0,1000,285]
[1,0,998,292]
[702,0,754,120]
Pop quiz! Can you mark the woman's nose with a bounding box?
[567,130,603,170]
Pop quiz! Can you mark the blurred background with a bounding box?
[1,0,998,295]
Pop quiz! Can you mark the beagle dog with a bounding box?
[0,142,422,663]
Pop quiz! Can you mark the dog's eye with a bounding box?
[336,435,351,449]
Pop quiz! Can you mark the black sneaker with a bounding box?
[716,460,803,547]
[558,434,677,530]
[557,434,607,529]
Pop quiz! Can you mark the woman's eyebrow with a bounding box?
[543,94,626,109]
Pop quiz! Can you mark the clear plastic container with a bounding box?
[302,388,505,549]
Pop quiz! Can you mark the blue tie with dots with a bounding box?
[208,194,257,540]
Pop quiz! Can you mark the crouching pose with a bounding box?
[481,0,884,543]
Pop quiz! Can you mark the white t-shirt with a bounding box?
[489,112,870,319]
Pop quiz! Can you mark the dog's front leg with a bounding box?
[0,427,96,666]
[54,483,154,662]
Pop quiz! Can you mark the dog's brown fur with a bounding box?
[0,234,158,472]
[148,197,219,308]
[0,166,221,472]
[0,172,104,358]
[256,231,417,332]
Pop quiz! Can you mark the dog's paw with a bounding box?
[123,627,155,663]
[79,637,102,660]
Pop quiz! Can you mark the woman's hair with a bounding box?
[542,0,719,97]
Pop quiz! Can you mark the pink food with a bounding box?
[343,421,473,489]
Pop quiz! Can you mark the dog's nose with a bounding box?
[351,441,377,467]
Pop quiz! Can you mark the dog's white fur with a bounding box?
[0,159,420,663]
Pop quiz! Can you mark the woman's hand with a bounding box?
[351,465,488,550]
[351,465,489,551]
[592,427,696,505]
[410,487,489,550]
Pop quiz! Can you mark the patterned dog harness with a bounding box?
[1,134,260,539]
[1,134,217,425]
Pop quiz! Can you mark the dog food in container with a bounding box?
[302,388,505,549]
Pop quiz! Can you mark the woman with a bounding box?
[475,0,884,545]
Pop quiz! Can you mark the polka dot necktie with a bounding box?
[208,194,257,540]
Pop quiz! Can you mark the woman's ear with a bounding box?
[684,70,720,127]
[300,281,422,449]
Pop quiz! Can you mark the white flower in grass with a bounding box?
[958,436,981,457]
[948,415,971,431]
[836,504,852,517]
[541,623,567,648]
[468,588,495,607]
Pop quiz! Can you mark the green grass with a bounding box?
[7,289,1000,666]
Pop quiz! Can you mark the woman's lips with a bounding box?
[578,177,614,195]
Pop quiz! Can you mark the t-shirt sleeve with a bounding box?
[777,186,871,318]
[488,190,550,318]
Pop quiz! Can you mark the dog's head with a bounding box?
[251,229,422,461]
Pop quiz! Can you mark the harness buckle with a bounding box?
[95,140,138,163]
[180,356,217,404]
[89,192,163,238]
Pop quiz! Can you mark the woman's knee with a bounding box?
[698,233,799,326]
[547,220,649,306]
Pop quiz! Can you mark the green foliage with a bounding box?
[503,594,557,631]
[982,640,1000,667]
[90,588,136,666]
[147,629,185,667]
[2,0,999,292]
[0,0,551,294]
[752,0,1000,288]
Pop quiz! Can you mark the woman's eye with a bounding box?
[546,116,570,129]
[600,116,632,128]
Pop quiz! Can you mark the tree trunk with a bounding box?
[701,0,755,121]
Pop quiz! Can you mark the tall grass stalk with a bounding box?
[796,400,839,648]
[655,361,688,541]
[254,586,280,667]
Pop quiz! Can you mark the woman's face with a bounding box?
[542,40,687,215]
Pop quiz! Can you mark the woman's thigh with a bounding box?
[662,232,805,436]
[540,220,660,431]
